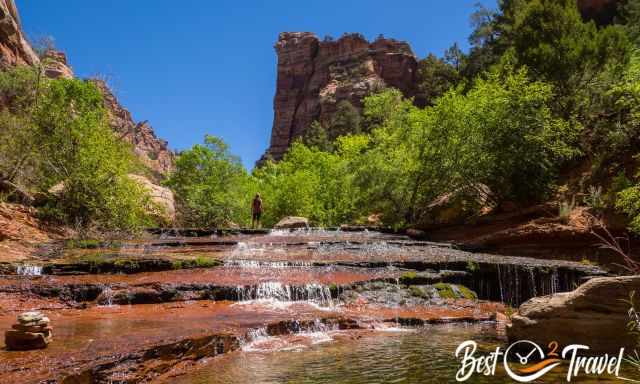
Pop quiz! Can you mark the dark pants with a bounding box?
[252,212,261,227]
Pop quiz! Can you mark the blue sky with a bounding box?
[19,0,495,169]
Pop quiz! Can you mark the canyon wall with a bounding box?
[92,80,175,178]
[0,1,174,178]
[261,32,418,163]
[0,0,38,67]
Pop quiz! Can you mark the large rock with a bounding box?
[46,176,176,223]
[259,32,417,164]
[127,174,175,223]
[91,80,175,179]
[507,276,640,354]
[274,216,309,229]
[0,0,39,68]
[423,183,493,226]
[42,50,74,79]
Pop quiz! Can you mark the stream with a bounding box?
[0,228,627,383]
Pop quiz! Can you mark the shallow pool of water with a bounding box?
[169,323,639,384]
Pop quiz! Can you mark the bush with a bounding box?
[165,135,254,227]
[0,67,156,232]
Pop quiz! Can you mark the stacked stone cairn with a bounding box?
[4,311,52,350]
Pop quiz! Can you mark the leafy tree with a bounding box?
[254,138,365,227]
[415,54,460,107]
[327,100,361,139]
[165,135,254,227]
[0,67,156,230]
[303,120,332,151]
[444,42,466,71]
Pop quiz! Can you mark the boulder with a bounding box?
[423,183,493,226]
[127,174,176,223]
[274,216,309,229]
[47,176,176,223]
[507,276,640,354]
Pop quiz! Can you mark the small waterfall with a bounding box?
[242,319,339,351]
[235,282,333,307]
[16,264,42,276]
[224,260,312,268]
[98,285,115,307]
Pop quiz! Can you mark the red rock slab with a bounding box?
[0,266,397,290]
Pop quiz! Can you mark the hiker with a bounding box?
[252,193,263,228]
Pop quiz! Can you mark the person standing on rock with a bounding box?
[252,193,263,228]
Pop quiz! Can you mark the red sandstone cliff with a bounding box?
[0,0,38,67]
[261,32,417,162]
[91,80,175,178]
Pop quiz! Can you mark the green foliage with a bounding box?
[617,184,640,234]
[415,53,460,106]
[327,100,361,139]
[466,261,480,272]
[584,185,605,211]
[253,137,366,227]
[409,285,428,298]
[303,120,332,152]
[558,198,576,223]
[0,67,155,231]
[165,135,254,227]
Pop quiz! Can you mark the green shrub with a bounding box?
[0,67,156,232]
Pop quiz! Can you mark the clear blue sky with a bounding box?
[18,0,495,169]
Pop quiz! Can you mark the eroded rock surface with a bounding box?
[92,80,175,178]
[507,275,640,354]
[128,174,176,222]
[0,0,38,68]
[261,32,417,163]
[274,216,310,229]
[42,50,74,79]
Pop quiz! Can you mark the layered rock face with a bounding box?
[507,275,640,354]
[42,50,73,79]
[0,0,38,68]
[261,32,417,162]
[92,80,175,178]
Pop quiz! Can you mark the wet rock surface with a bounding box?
[0,228,621,382]
[508,275,640,354]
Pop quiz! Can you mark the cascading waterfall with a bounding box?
[224,260,312,268]
[99,285,115,307]
[478,264,580,306]
[242,319,340,351]
[235,282,334,307]
[16,264,42,276]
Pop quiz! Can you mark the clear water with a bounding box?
[171,323,638,384]
[172,324,499,383]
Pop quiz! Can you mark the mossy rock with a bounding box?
[433,283,477,300]
[409,285,428,298]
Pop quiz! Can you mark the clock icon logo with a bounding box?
[504,340,562,382]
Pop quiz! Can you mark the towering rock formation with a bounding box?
[261,32,417,163]
[0,0,38,68]
[92,80,175,178]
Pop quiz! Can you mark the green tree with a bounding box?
[327,100,361,139]
[0,67,156,230]
[415,53,460,107]
[303,120,332,151]
[165,135,254,227]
